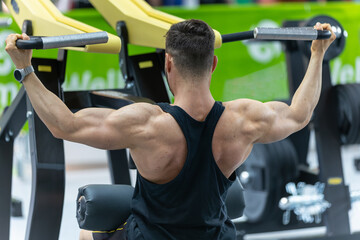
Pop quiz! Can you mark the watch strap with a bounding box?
[23,65,34,76]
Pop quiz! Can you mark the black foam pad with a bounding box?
[76,184,134,231]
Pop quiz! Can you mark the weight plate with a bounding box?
[299,15,346,62]
[335,84,360,144]
[238,139,299,223]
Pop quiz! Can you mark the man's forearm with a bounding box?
[22,72,74,137]
[290,52,324,123]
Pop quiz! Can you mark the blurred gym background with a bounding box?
[0,0,359,239]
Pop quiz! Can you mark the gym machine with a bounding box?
[4,0,121,53]
[74,1,338,239]
[236,15,360,240]
[0,0,121,240]
[0,1,337,240]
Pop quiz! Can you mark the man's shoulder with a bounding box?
[223,98,261,113]
[108,102,164,127]
[120,102,163,115]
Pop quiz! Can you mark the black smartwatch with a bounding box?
[14,65,34,83]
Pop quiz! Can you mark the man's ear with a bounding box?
[165,53,172,74]
[211,55,218,73]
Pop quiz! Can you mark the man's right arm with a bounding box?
[5,33,156,150]
[232,23,336,144]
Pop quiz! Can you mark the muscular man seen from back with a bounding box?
[5,19,335,240]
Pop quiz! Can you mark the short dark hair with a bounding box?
[165,19,215,79]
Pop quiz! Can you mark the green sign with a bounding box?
[164,3,360,102]
[0,3,359,115]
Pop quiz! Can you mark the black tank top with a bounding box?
[127,102,236,240]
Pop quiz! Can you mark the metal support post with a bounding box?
[107,149,132,185]
[0,139,14,240]
[25,58,66,240]
[117,21,133,88]
[0,87,27,240]
[314,62,351,236]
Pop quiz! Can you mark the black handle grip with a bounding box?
[317,30,332,40]
[16,37,43,49]
[221,31,254,43]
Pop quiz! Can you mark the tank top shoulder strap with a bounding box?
[207,102,225,124]
[156,103,192,139]
[204,101,225,137]
[206,101,224,121]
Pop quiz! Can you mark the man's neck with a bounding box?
[173,81,215,121]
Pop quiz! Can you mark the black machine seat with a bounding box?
[77,177,245,231]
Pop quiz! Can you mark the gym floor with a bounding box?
[9,133,360,240]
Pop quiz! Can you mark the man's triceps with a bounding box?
[255,102,305,143]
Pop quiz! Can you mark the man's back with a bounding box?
[128,101,237,240]
[129,100,256,184]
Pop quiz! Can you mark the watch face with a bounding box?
[14,70,22,81]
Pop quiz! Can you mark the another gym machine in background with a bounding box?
[236,15,360,240]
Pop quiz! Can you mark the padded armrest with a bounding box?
[77,184,134,231]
